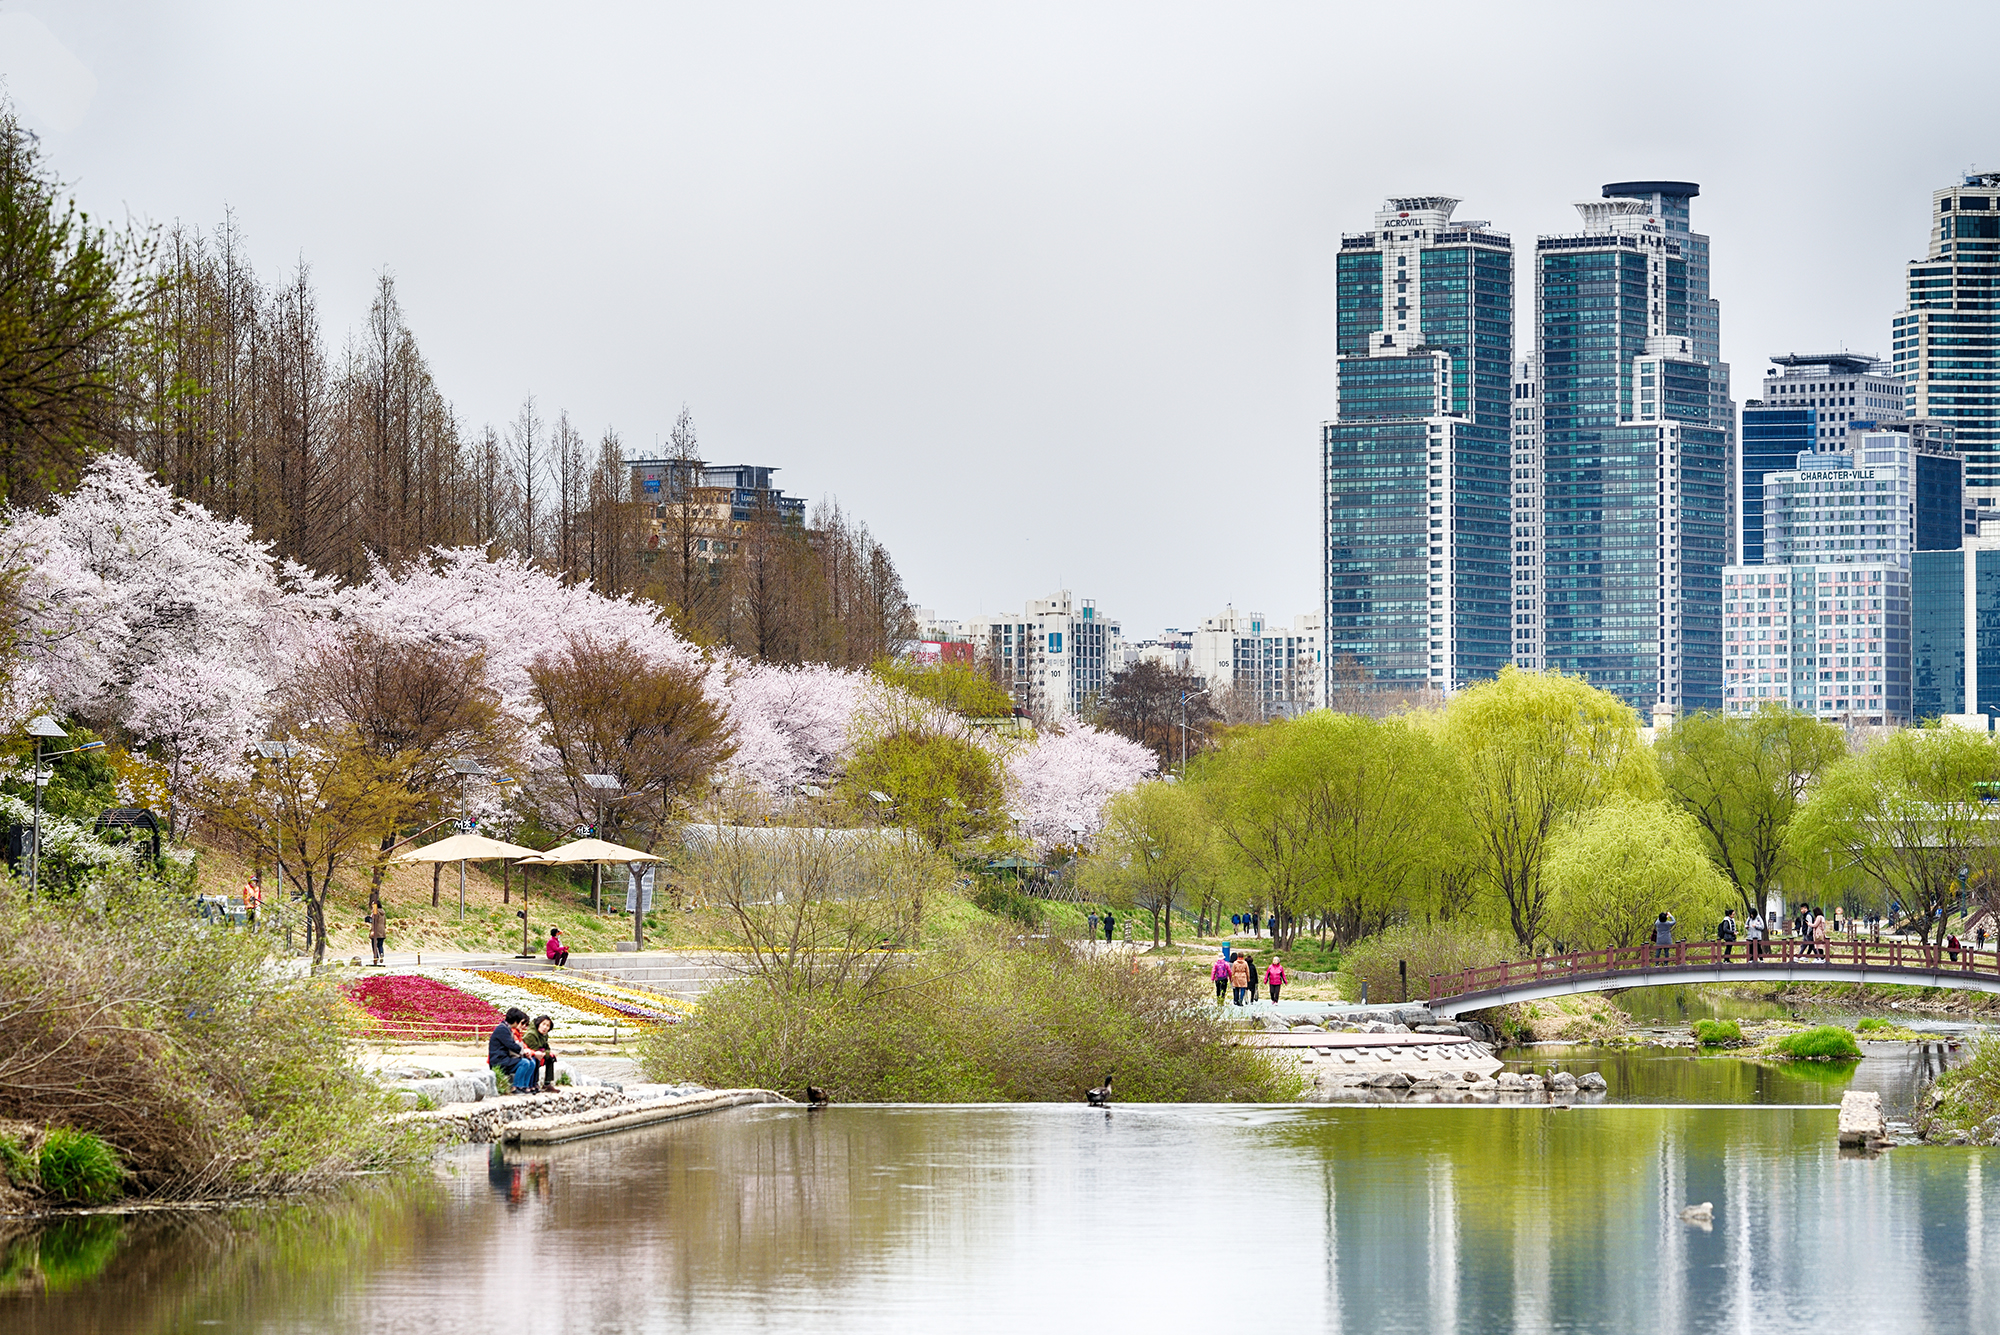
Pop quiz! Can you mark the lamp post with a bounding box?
[23,717,102,893]
[1178,687,1208,778]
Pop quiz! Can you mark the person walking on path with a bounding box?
[1718,909,1738,963]
[1211,951,1232,1003]
[367,904,387,966]
[1652,912,1675,965]
[1088,911,1100,941]
[1103,913,1115,945]
[545,928,569,968]
[242,873,262,926]
[1264,956,1287,1003]
[1242,951,1259,1003]
[1745,910,1765,963]
[1229,953,1250,1007]
[1811,908,1830,962]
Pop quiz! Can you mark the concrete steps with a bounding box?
[483,952,744,1002]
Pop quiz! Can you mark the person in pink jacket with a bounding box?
[1211,952,1232,1003]
[1264,956,1287,1003]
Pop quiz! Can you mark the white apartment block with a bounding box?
[958,591,1118,720]
[1190,607,1323,718]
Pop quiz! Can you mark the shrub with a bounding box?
[0,875,428,1198]
[1693,1019,1743,1046]
[641,925,1297,1102]
[1856,1017,1892,1033]
[1343,922,1514,1005]
[36,1129,123,1205]
[1769,1025,1862,1061]
[972,883,1044,929]
[1922,1035,2000,1140]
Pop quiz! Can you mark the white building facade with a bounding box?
[1189,607,1323,717]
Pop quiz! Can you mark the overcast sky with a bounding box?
[6,2,1997,637]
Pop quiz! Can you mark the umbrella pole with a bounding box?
[458,858,466,922]
[631,861,644,950]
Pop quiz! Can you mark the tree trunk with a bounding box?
[502,860,510,904]
[307,878,327,966]
[431,862,442,907]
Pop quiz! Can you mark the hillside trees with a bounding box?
[0,104,140,508]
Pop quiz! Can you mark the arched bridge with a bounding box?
[1427,939,2000,1018]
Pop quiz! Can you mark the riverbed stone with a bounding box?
[1495,1073,1525,1089]
[1577,1073,1609,1092]
[1549,1071,1578,1091]
[1839,1091,1887,1147]
[389,1070,499,1107]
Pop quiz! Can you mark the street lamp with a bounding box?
[24,716,103,894]
[1178,687,1209,778]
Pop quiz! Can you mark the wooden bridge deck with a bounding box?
[1427,938,2000,1017]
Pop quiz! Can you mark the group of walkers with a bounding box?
[1211,949,1286,1005]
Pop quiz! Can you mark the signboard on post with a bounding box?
[624,865,655,913]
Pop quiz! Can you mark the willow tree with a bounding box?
[1789,726,2000,947]
[1087,779,1214,946]
[1441,668,1658,947]
[1659,706,1847,922]
[1542,798,1734,951]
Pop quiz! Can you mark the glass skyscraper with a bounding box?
[1322,197,1511,695]
[1893,172,2000,507]
[1533,181,1733,714]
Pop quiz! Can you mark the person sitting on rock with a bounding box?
[524,1014,560,1091]
[488,1007,539,1094]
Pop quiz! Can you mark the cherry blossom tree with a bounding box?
[1003,724,1157,853]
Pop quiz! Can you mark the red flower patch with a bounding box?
[347,974,499,1039]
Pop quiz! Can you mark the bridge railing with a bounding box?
[1429,936,2000,1003]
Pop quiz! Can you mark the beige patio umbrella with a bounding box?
[518,838,666,949]
[391,831,544,937]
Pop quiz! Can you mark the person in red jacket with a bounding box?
[1264,956,1287,1003]
[545,928,569,968]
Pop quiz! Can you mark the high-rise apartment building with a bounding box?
[1322,197,1512,697]
[1510,357,1545,669]
[1720,421,1966,725]
[1893,172,2000,504]
[1189,607,1323,718]
[956,591,1115,720]
[1533,181,1734,714]
[1740,354,1904,564]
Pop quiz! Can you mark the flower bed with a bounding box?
[472,971,680,1025]
[347,974,499,1040]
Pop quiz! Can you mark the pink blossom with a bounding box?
[1004,724,1157,852]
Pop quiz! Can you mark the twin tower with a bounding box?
[1322,183,1733,715]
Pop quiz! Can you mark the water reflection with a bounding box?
[7,1106,2000,1334]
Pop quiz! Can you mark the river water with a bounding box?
[8,1097,2000,1334]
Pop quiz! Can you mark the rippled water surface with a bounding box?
[9,1103,2000,1334]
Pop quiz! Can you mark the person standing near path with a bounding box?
[1211,951,1232,1002]
[1718,909,1737,963]
[1812,908,1830,962]
[1652,912,1675,965]
[1264,956,1286,1003]
[1242,950,1259,1003]
[1745,910,1765,962]
[242,873,262,926]
[1229,953,1250,1006]
[1104,912,1115,944]
[367,903,387,966]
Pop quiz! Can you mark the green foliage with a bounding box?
[2,1216,124,1293]
[1692,1019,1743,1046]
[1659,707,1847,920]
[1436,668,1658,947]
[0,1134,32,1187]
[1856,1017,1893,1033]
[1342,921,1514,1005]
[1541,798,1734,950]
[873,659,1015,719]
[35,1128,123,1205]
[1922,1035,2000,1139]
[1789,726,2000,946]
[1084,779,1214,945]
[0,100,143,507]
[1274,937,1340,973]
[1769,1026,1862,1061]
[971,882,1043,928]
[841,728,1007,849]
[642,926,1298,1102]
[0,875,430,1198]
